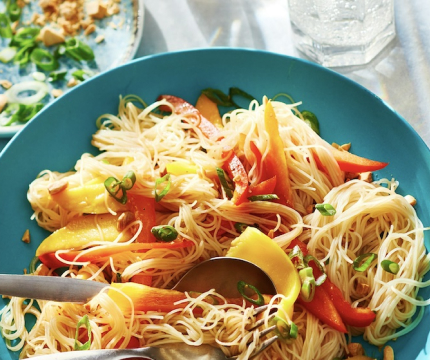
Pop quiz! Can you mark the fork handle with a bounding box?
[32,347,160,360]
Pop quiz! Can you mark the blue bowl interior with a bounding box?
[0,48,429,359]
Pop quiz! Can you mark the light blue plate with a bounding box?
[0,48,429,359]
[0,0,144,138]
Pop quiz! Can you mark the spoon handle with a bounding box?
[0,275,108,303]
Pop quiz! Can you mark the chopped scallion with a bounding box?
[201,87,255,108]
[151,225,178,242]
[7,2,22,22]
[74,315,92,350]
[270,315,298,341]
[104,171,136,204]
[381,259,400,274]
[300,110,320,134]
[49,70,68,82]
[353,253,378,272]
[298,267,316,302]
[248,194,279,202]
[72,69,93,81]
[65,38,95,62]
[216,167,234,199]
[30,48,59,71]
[0,13,13,38]
[154,174,171,202]
[237,280,264,306]
[0,46,17,63]
[315,203,336,216]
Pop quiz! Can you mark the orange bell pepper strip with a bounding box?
[330,146,388,173]
[127,193,157,243]
[158,95,249,205]
[38,239,195,269]
[195,93,223,128]
[288,239,376,328]
[263,101,294,208]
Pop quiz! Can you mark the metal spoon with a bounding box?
[0,257,276,302]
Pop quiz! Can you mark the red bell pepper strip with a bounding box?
[330,146,388,173]
[158,95,250,205]
[296,285,348,333]
[39,239,195,269]
[127,194,157,243]
[288,239,376,328]
[248,176,277,197]
[263,102,294,208]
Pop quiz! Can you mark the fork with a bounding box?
[31,306,278,360]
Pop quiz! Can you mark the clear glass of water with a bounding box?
[288,0,396,67]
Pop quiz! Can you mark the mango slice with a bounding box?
[226,227,300,320]
[36,213,133,256]
[50,177,128,214]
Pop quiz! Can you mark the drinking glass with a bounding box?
[288,0,396,67]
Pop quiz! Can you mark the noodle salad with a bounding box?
[1,89,429,360]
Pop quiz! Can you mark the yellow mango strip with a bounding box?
[195,93,223,128]
[108,283,188,313]
[50,177,128,214]
[36,213,133,257]
[226,227,300,320]
[166,161,198,175]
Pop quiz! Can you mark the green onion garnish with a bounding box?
[0,46,17,63]
[234,222,259,233]
[7,2,22,22]
[13,44,34,66]
[315,203,336,216]
[288,245,306,270]
[248,194,279,202]
[11,27,40,47]
[381,259,400,275]
[300,110,320,134]
[74,315,92,350]
[28,256,39,274]
[2,103,44,126]
[353,253,378,272]
[154,174,171,202]
[49,70,68,82]
[298,267,316,302]
[104,171,136,204]
[72,69,93,81]
[151,225,178,242]
[0,13,13,38]
[201,87,255,108]
[269,315,298,341]
[304,255,327,286]
[64,38,95,61]
[30,48,59,71]
[237,280,264,306]
[216,167,234,199]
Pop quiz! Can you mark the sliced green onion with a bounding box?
[30,48,59,71]
[7,2,22,22]
[237,280,264,306]
[151,225,178,242]
[315,203,336,216]
[300,110,320,134]
[304,255,327,286]
[202,87,255,108]
[298,267,316,302]
[29,256,39,274]
[104,171,137,205]
[248,194,279,202]
[216,167,234,199]
[74,315,92,350]
[49,70,68,82]
[234,222,259,233]
[155,174,171,202]
[288,245,306,270]
[353,253,378,272]
[11,27,40,46]
[13,44,33,66]
[381,259,400,275]
[0,13,13,38]
[2,102,44,126]
[32,71,46,82]
[269,315,298,341]
[5,81,48,105]
[115,272,122,283]
[65,38,95,61]
[72,69,94,81]
[0,46,17,63]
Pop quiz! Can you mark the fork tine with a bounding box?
[249,335,279,359]
[248,312,276,331]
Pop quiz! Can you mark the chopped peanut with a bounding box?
[347,343,365,357]
[0,80,13,89]
[22,229,30,243]
[52,88,63,98]
[404,194,417,206]
[84,23,96,35]
[358,171,373,183]
[95,34,105,43]
[39,26,65,46]
[67,77,79,87]
[48,179,68,195]
[87,0,108,19]
[0,94,7,113]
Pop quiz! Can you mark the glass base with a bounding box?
[291,22,396,67]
